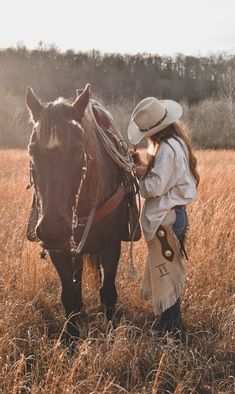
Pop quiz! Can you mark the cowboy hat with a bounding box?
[127,97,183,145]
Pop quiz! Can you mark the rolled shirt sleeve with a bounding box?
[139,143,175,199]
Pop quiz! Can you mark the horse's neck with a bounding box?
[99,146,122,200]
[79,144,122,213]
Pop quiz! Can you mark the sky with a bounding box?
[1,0,235,56]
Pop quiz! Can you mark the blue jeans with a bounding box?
[173,207,188,240]
[157,207,188,334]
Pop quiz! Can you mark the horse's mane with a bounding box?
[82,103,105,198]
[36,98,105,199]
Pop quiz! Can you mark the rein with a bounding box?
[70,177,99,256]
[68,149,99,287]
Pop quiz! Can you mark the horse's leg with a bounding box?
[99,242,121,321]
[49,251,83,338]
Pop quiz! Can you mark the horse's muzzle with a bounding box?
[36,214,72,250]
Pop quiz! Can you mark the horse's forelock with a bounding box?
[36,100,76,148]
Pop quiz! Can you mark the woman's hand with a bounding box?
[129,150,147,179]
[130,150,144,166]
[134,164,147,179]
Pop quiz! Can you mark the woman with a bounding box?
[127,97,199,335]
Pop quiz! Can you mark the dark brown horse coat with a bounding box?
[25,84,139,339]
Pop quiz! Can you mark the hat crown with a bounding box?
[127,96,183,145]
[133,98,166,130]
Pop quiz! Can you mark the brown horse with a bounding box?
[25,84,133,340]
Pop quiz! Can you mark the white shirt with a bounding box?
[139,137,197,241]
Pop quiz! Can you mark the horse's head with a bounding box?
[26,85,91,249]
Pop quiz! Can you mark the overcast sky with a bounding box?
[1,0,235,56]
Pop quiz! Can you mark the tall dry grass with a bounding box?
[0,149,234,393]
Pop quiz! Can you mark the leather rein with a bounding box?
[69,143,130,255]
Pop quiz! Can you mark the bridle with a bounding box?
[69,149,99,257]
[27,126,99,263]
[69,145,99,287]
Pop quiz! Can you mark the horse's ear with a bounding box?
[25,86,44,123]
[72,84,90,122]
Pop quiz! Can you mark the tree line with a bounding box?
[0,44,234,148]
[1,44,235,102]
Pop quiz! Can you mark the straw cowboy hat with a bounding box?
[127,97,183,145]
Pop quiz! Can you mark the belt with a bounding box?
[174,205,186,209]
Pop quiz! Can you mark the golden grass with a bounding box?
[0,149,234,393]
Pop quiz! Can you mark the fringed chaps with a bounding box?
[140,210,185,315]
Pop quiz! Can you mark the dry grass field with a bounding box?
[0,149,234,393]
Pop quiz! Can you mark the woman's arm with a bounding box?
[139,143,175,199]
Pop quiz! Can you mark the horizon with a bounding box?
[1,41,234,58]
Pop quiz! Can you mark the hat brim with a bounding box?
[127,100,183,145]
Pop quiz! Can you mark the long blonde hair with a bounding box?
[145,121,200,187]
